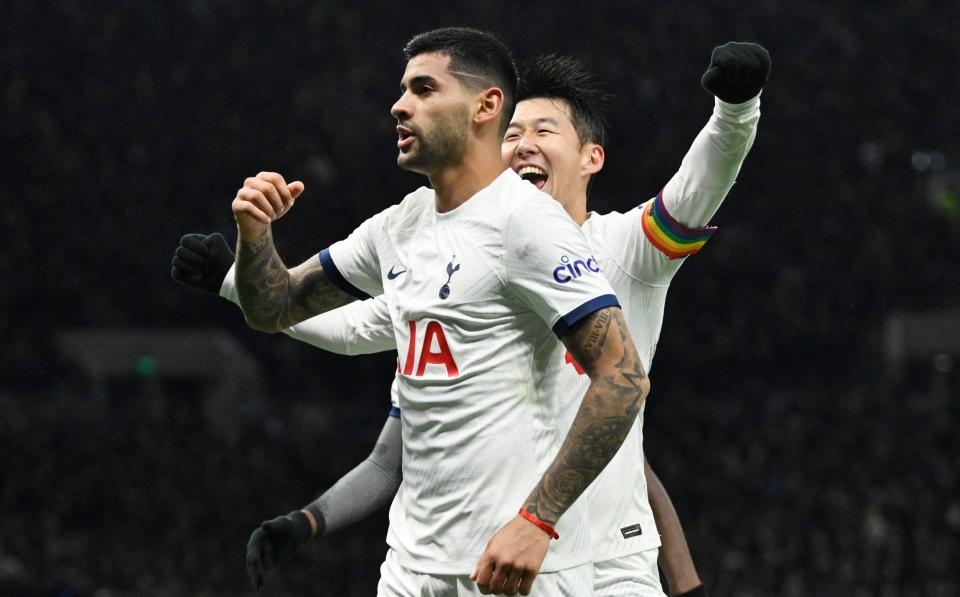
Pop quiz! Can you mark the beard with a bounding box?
[398,104,470,174]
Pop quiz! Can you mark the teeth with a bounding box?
[518,166,546,178]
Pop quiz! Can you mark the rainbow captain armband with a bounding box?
[640,190,717,260]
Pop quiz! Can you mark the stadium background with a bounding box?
[2,1,958,595]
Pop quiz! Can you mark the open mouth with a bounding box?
[397,126,415,151]
[517,165,548,190]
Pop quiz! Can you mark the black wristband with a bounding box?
[673,584,708,597]
[304,503,327,537]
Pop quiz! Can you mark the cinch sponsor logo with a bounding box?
[552,255,601,284]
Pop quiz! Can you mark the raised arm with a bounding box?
[172,233,396,355]
[659,42,769,228]
[223,263,395,356]
[472,306,649,595]
[232,172,357,332]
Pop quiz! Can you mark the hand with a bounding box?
[170,232,234,293]
[231,171,305,240]
[244,510,313,593]
[700,41,771,104]
[470,514,552,596]
[675,584,710,597]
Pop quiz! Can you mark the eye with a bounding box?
[537,129,555,136]
[503,133,520,142]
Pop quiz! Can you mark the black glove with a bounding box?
[170,232,234,294]
[701,41,771,103]
[674,584,709,597]
[245,510,313,592]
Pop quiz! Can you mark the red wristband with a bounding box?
[518,508,559,540]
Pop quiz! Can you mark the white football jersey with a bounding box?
[564,95,761,562]
[222,95,759,565]
[321,168,620,575]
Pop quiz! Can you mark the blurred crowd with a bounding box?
[2,0,958,595]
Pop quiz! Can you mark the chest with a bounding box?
[377,222,508,325]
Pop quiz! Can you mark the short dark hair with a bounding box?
[403,27,518,134]
[517,54,611,147]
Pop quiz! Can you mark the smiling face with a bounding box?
[502,97,602,216]
[390,52,473,175]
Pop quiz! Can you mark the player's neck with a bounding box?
[559,193,589,226]
[429,145,506,213]
[570,200,589,226]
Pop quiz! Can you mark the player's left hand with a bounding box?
[170,232,235,293]
[245,510,313,593]
[470,514,551,596]
[700,41,771,104]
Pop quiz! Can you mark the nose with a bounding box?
[515,132,539,158]
[391,92,412,121]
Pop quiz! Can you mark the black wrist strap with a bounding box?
[674,584,708,597]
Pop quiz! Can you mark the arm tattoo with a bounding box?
[236,228,354,332]
[523,307,649,525]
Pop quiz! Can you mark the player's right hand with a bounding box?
[231,171,305,240]
[471,514,552,596]
[245,510,313,593]
[170,232,234,294]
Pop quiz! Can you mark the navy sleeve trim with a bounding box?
[388,406,401,418]
[552,294,621,337]
[318,248,371,301]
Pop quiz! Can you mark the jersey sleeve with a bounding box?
[320,207,392,299]
[219,262,240,302]
[652,95,760,244]
[389,377,400,418]
[504,195,620,337]
[606,95,760,284]
[221,264,395,355]
[284,296,395,355]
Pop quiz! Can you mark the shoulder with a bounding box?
[584,205,645,234]
[373,186,434,232]
[486,169,555,216]
[397,185,435,211]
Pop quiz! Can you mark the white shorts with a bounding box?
[593,548,666,597]
[377,548,595,597]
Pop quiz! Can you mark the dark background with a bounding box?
[2,1,959,595]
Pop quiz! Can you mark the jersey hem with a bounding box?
[388,547,593,576]
[593,535,663,564]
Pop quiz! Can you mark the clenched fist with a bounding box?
[700,41,771,104]
[231,171,305,240]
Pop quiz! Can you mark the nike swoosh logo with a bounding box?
[387,266,407,280]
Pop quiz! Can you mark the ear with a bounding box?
[474,87,504,127]
[581,143,604,177]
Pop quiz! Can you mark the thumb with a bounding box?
[262,519,285,535]
[288,181,305,200]
[203,232,227,247]
[701,65,721,83]
[470,555,487,581]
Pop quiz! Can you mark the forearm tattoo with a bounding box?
[236,228,353,331]
[523,307,648,525]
